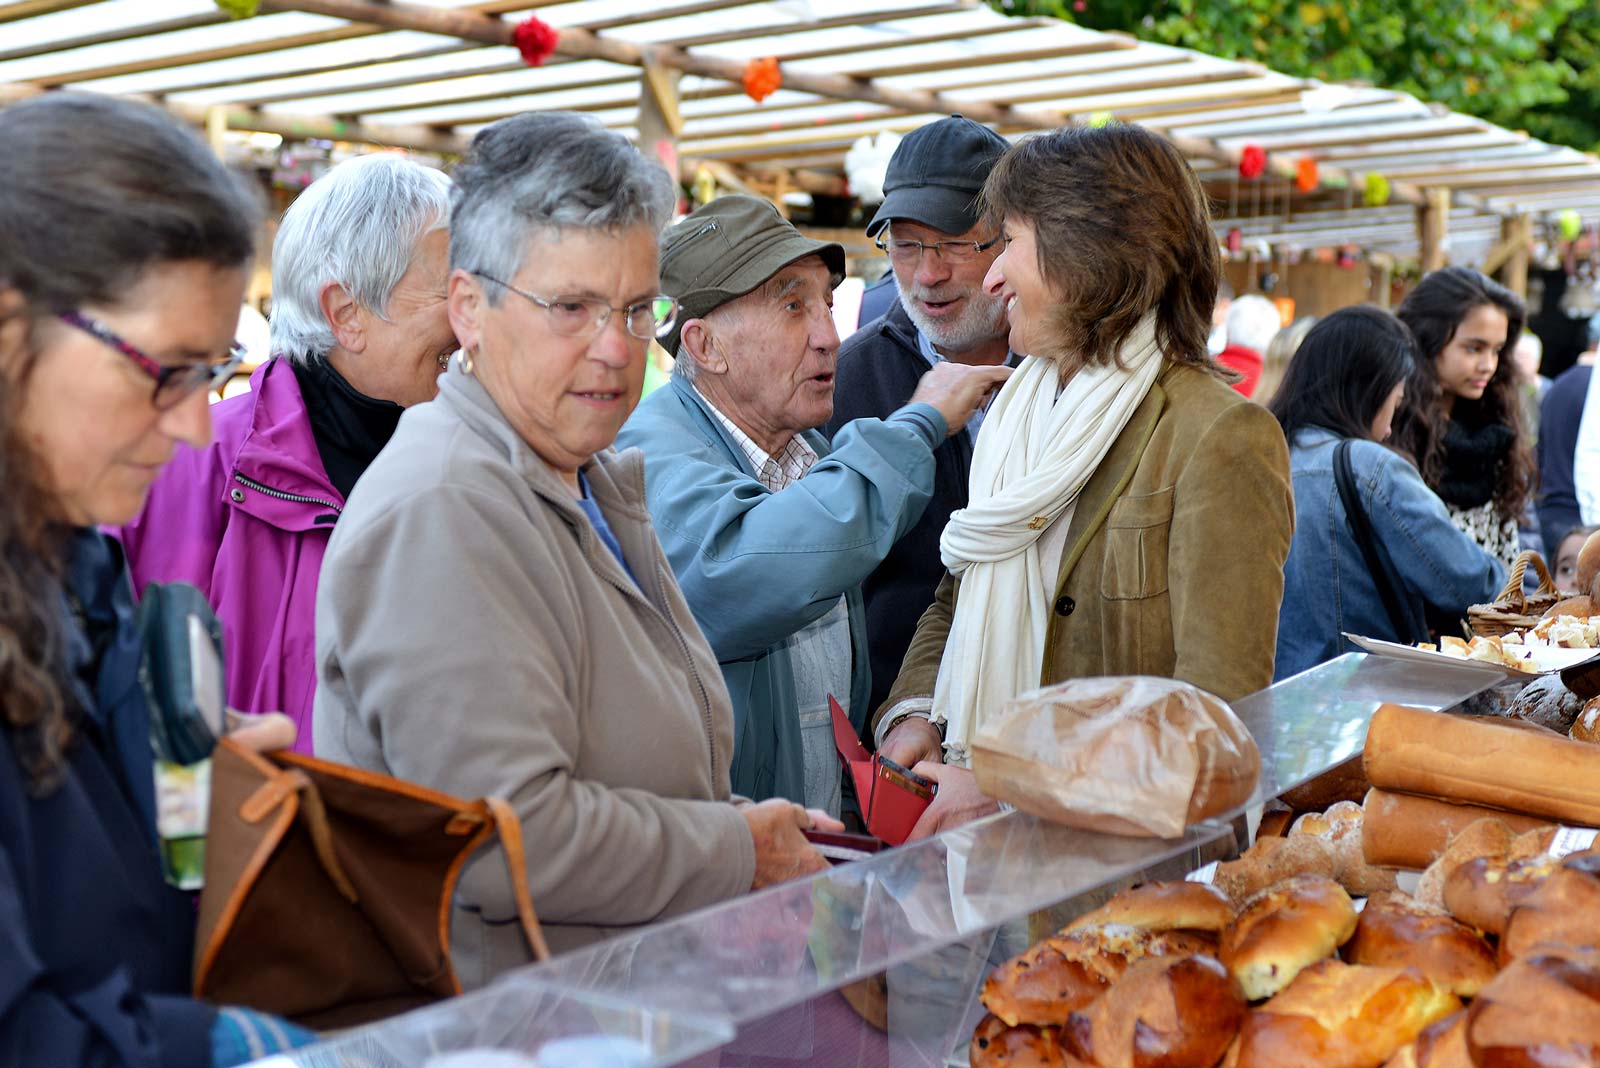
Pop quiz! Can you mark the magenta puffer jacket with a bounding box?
[115,359,342,753]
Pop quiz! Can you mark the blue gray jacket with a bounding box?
[1275,428,1506,680]
[616,375,945,803]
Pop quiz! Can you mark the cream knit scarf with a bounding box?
[932,313,1164,765]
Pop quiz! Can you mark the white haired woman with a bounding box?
[115,154,456,751]
[313,112,839,984]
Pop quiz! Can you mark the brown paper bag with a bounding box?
[971,677,1259,837]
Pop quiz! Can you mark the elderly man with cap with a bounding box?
[826,116,1015,756]
[617,195,1009,813]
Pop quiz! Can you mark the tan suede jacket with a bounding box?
[877,360,1295,730]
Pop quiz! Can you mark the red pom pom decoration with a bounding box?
[513,15,559,67]
[1295,156,1319,193]
[743,57,782,103]
[1239,144,1266,180]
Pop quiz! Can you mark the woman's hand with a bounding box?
[742,798,842,890]
[878,716,944,769]
[224,710,296,753]
[905,764,1000,841]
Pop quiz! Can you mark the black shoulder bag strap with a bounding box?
[1333,440,1421,646]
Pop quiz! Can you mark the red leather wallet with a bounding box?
[829,695,935,846]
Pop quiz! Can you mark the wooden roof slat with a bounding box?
[1213,116,1485,154]
[229,8,1018,110]
[33,24,386,86]
[1377,156,1594,183]
[0,0,96,25]
[0,10,229,62]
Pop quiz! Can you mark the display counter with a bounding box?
[259,653,1498,1068]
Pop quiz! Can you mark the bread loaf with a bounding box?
[1380,1012,1471,1068]
[1363,703,1600,826]
[1361,788,1554,870]
[1220,875,1358,1001]
[982,925,1214,1027]
[1213,835,1338,904]
[1226,960,1461,1068]
[1341,892,1495,998]
[1499,850,1600,964]
[1463,947,1600,1066]
[1062,954,1245,1068]
[1065,881,1234,936]
[1573,698,1600,744]
[973,677,1260,838]
[970,1014,1083,1068]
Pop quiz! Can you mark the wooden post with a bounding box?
[637,62,682,180]
[205,104,229,160]
[1502,214,1532,299]
[1368,253,1393,309]
[1418,188,1451,274]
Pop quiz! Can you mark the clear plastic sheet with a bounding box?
[256,654,1499,1068]
[970,677,1261,838]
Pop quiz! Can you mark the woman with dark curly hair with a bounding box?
[0,93,312,1066]
[1391,267,1538,568]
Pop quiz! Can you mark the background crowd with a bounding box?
[0,93,1583,1066]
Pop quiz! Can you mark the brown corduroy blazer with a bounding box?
[876,359,1295,730]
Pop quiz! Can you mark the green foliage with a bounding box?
[996,0,1600,151]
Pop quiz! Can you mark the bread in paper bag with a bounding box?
[970,676,1259,837]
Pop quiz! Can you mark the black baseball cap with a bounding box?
[866,115,1011,238]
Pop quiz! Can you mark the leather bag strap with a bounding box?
[1334,439,1423,646]
[485,797,551,962]
[241,767,359,904]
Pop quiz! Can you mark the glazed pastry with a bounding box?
[1341,892,1495,998]
[1225,960,1460,1068]
[1220,875,1359,1001]
[1062,954,1245,1068]
[1066,881,1235,935]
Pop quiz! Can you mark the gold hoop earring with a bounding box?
[458,348,475,375]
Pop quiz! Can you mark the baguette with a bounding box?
[1363,705,1600,827]
[1361,788,1554,870]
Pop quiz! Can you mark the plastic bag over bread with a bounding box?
[971,677,1261,838]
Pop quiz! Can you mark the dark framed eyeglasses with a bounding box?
[470,272,679,341]
[57,310,244,410]
[872,228,1002,265]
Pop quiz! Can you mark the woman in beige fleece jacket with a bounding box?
[312,112,837,987]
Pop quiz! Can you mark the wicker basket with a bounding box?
[1467,550,1566,638]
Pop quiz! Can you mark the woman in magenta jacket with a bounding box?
[115,154,456,751]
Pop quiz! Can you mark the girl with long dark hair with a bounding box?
[1391,267,1537,566]
[0,93,312,1066]
[1270,306,1505,678]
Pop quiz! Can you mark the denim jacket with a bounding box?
[1275,428,1506,680]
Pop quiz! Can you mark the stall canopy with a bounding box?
[3,0,1598,270]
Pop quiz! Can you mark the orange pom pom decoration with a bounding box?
[1295,156,1319,193]
[1239,144,1267,180]
[743,57,782,103]
[513,15,559,67]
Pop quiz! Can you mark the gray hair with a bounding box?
[450,111,676,305]
[269,154,451,363]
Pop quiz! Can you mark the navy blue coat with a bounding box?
[0,530,213,1067]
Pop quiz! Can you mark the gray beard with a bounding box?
[897,289,1009,357]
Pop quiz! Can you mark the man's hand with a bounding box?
[742,799,844,890]
[878,716,943,770]
[905,764,1000,841]
[907,363,1013,438]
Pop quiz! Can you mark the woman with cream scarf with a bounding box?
[873,124,1295,839]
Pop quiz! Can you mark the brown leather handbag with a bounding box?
[194,738,550,1030]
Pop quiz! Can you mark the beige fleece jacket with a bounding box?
[313,364,755,987]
